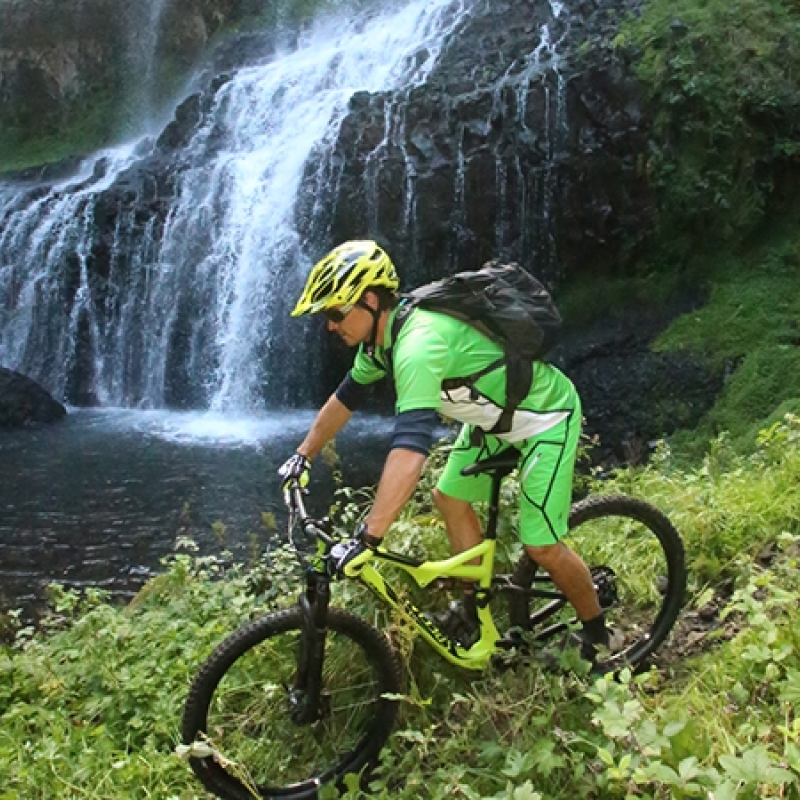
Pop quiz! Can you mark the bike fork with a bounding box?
[290,577,331,725]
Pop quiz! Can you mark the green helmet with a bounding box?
[291,240,399,317]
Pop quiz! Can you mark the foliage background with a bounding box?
[615,0,800,258]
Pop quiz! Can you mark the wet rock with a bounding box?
[555,293,724,464]
[0,368,67,429]
[313,0,653,287]
[157,94,204,152]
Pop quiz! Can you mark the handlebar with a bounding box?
[282,479,378,581]
[283,479,336,548]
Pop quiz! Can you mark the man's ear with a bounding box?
[360,290,379,311]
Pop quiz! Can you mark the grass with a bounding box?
[556,270,687,331]
[555,212,800,465]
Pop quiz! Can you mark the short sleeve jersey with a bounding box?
[349,306,579,442]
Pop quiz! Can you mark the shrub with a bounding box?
[617,0,800,256]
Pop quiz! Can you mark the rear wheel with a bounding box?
[508,495,686,671]
[182,606,402,799]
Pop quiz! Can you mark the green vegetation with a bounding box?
[667,187,800,450]
[0,94,118,175]
[616,0,800,258]
[556,219,800,465]
[2,416,799,798]
[557,271,685,330]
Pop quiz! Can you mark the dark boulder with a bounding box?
[0,368,67,429]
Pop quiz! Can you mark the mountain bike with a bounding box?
[181,449,686,800]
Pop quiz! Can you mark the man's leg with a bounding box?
[516,410,615,655]
[433,423,510,558]
[433,488,482,554]
[525,541,600,622]
[429,428,506,647]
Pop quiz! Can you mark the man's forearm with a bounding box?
[297,394,353,459]
[365,448,427,539]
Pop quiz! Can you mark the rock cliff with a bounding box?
[0,0,252,161]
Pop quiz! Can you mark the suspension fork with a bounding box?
[291,572,331,725]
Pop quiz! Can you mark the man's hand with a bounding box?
[329,524,380,577]
[278,453,311,488]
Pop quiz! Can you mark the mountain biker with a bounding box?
[279,240,615,660]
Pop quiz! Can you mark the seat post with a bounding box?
[459,450,520,541]
[484,467,511,540]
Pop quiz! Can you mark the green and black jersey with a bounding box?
[349,306,579,442]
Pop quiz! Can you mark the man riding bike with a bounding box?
[279,240,616,660]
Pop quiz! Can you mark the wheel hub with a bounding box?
[592,566,618,609]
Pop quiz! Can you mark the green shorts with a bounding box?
[436,407,581,547]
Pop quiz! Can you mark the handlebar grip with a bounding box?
[283,481,308,516]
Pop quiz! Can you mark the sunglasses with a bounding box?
[322,304,354,324]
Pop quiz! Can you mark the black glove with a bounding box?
[329,523,381,578]
[278,453,310,488]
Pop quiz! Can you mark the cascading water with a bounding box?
[127,0,170,123]
[138,0,169,122]
[0,0,469,411]
[489,0,568,274]
[0,145,147,404]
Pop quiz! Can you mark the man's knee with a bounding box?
[433,487,469,513]
[525,541,566,569]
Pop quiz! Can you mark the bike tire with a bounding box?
[182,606,402,799]
[508,494,686,671]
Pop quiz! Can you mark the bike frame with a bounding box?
[288,451,568,672]
[346,540,502,670]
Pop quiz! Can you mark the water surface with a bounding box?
[0,409,392,613]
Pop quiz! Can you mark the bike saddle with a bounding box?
[460,449,520,477]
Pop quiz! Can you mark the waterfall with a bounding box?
[131,0,170,123]
[487,0,569,275]
[0,0,468,410]
[0,145,147,405]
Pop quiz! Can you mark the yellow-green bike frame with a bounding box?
[344,538,501,670]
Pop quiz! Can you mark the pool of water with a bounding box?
[0,408,394,614]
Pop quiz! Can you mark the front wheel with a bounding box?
[508,495,686,671]
[182,606,402,799]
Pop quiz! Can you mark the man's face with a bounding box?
[323,294,375,346]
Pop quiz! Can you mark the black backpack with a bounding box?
[390,261,562,435]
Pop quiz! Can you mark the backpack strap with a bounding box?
[390,299,505,388]
[489,354,533,435]
[383,297,416,378]
[440,359,506,395]
[388,298,531,436]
